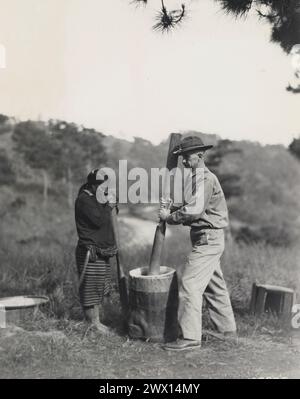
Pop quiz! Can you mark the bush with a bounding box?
[235,224,297,247]
[289,136,300,160]
[0,114,11,135]
[0,150,16,185]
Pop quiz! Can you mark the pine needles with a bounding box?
[153,1,186,32]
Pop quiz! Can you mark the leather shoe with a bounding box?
[163,338,201,351]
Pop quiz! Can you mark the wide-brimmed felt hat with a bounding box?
[173,136,213,155]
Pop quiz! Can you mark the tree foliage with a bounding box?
[0,114,9,125]
[12,120,107,205]
[0,150,16,186]
[0,114,12,135]
[48,120,107,183]
[288,136,300,159]
[12,120,107,182]
[12,121,60,171]
[206,139,243,198]
[12,121,61,204]
[135,0,300,54]
[217,0,300,53]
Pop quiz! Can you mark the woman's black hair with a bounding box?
[77,169,107,197]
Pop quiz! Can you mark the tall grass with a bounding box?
[0,183,299,336]
[0,223,299,325]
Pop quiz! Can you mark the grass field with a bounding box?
[0,215,299,378]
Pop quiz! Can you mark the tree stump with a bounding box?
[250,283,295,318]
[127,266,178,342]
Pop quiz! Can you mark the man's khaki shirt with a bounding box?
[166,166,229,234]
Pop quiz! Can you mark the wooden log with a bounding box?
[149,133,182,275]
[127,266,179,342]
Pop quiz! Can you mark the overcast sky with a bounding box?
[0,0,299,146]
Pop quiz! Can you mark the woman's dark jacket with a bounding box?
[75,190,116,249]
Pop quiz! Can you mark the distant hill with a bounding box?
[0,114,299,247]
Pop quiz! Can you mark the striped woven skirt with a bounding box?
[75,245,111,308]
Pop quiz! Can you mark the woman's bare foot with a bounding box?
[93,321,116,336]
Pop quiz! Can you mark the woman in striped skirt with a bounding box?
[75,169,117,334]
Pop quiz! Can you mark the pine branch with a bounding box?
[132,0,148,4]
[286,83,300,93]
[153,1,186,32]
[216,0,253,17]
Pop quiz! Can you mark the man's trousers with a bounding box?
[179,229,236,341]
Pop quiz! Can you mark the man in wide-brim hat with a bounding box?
[159,135,237,351]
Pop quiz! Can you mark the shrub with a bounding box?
[0,150,16,185]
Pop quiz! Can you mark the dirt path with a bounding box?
[119,216,172,248]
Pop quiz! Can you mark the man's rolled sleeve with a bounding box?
[166,177,213,226]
